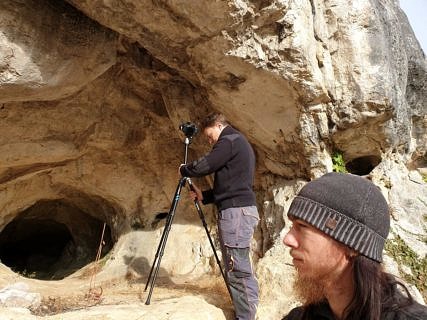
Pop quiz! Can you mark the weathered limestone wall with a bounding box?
[0,0,117,102]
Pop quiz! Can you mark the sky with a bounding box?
[399,0,426,54]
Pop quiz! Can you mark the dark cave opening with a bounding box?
[0,200,114,280]
[0,219,73,277]
[346,155,381,176]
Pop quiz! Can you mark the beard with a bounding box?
[293,273,327,305]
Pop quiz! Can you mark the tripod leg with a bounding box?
[144,210,174,292]
[145,177,186,305]
[194,201,233,301]
[187,179,233,301]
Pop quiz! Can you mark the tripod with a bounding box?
[144,136,231,305]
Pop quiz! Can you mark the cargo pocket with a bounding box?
[238,206,259,247]
[218,208,240,248]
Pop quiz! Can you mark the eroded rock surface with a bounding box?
[0,0,117,102]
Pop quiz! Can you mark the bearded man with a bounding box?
[282,172,427,320]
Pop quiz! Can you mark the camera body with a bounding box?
[179,122,198,138]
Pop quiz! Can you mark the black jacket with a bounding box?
[282,296,427,320]
[180,126,256,210]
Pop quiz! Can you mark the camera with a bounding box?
[179,122,198,138]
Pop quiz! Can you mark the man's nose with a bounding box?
[283,230,298,248]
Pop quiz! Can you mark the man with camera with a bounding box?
[179,112,259,320]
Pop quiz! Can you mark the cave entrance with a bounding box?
[346,155,381,176]
[0,200,114,280]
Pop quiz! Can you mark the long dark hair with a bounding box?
[301,255,414,320]
[343,255,413,320]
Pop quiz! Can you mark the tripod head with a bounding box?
[179,122,198,140]
[179,122,198,164]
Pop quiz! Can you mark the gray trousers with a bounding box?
[218,206,259,320]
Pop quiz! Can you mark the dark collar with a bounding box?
[307,302,335,319]
[219,125,234,137]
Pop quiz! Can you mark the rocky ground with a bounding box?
[0,268,233,320]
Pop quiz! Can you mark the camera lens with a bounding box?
[179,122,198,138]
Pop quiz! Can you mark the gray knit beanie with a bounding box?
[287,172,390,262]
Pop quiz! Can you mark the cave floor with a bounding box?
[0,266,233,319]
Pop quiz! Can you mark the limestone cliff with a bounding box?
[0,0,425,319]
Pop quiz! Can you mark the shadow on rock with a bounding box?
[122,255,174,287]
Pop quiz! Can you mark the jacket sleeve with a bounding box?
[180,137,233,177]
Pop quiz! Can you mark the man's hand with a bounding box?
[189,183,203,202]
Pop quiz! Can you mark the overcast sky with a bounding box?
[399,0,426,54]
